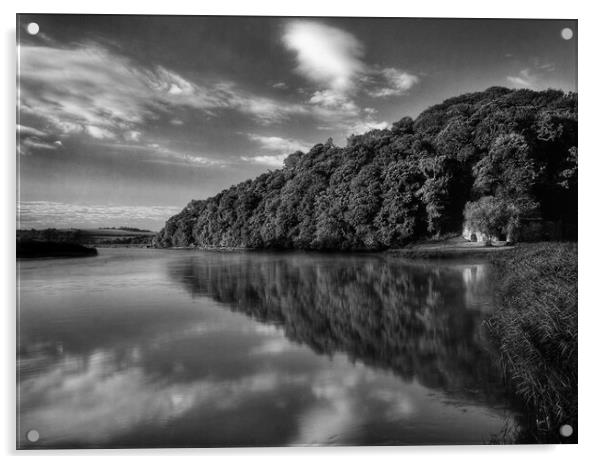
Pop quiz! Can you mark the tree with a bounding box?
[463,197,508,245]
[154,88,577,250]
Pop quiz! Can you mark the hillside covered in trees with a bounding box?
[154,87,577,250]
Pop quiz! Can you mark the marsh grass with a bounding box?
[486,242,577,443]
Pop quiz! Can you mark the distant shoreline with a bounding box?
[17,240,98,259]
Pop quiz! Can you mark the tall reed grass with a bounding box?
[486,243,577,443]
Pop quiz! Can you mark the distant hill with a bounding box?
[154,87,577,250]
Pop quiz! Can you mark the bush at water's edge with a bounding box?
[486,242,577,443]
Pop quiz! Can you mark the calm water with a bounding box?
[17,248,520,448]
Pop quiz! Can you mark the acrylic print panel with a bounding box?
[16,14,578,448]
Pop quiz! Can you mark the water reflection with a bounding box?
[17,249,517,448]
[169,253,500,397]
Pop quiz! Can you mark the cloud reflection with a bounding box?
[18,250,516,448]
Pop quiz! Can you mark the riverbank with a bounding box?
[387,236,515,260]
[485,242,577,443]
[156,235,516,256]
[17,240,98,258]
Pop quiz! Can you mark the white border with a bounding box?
[2,1,600,462]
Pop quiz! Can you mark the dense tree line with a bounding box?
[155,87,577,250]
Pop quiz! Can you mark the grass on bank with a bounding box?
[485,242,577,443]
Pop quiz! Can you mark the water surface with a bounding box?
[17,248,519,448]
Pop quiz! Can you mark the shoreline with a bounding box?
[153,236,517,259]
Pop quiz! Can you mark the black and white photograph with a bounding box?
[15,13,577,449]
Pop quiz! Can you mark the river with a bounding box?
[17,248,520,448]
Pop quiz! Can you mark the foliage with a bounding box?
[486,243,577,443]
[155,88,577,249]
[464,196,511,241]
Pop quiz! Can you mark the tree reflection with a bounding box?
[168,254,506,403]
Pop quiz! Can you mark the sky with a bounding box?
[17,15,577,231]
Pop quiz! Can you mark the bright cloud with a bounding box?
[86,125,115,140]
[282,21,418,135]
[282,21,419,99]
[283,21,365,93]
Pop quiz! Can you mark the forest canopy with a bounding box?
[154,87,577,250]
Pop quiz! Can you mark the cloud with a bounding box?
[367,67,420,97]
[17,124,63,155]
[349,119,389,134]
[241,154,289,167]
[17,124,47,138]
[247,134,310,153]
[18,44,308,149]
[507,59,558,89]
[86,125,115,140]
[94,140,229,168]
[507,68,537,88]
[308,89,358,112]
[143,143,229,167]
[281,21,419,99]
[125,130,141,142]
[272,82,288,89]
[283,21,365,93]
[281,21,417,136]
[242,134,311,167]
[21,139,60,151]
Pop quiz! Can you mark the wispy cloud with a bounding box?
[247,134,311,153]
[507,60,557,89]
[17,124,47,138]
[241,154,290,167]
[507,68,537,88]
[242,134,311,167]
[95,140,230,168]
[18,44,308,148]
[17,124,62,155]
[144,144,229,168]
[366,67,420,97]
